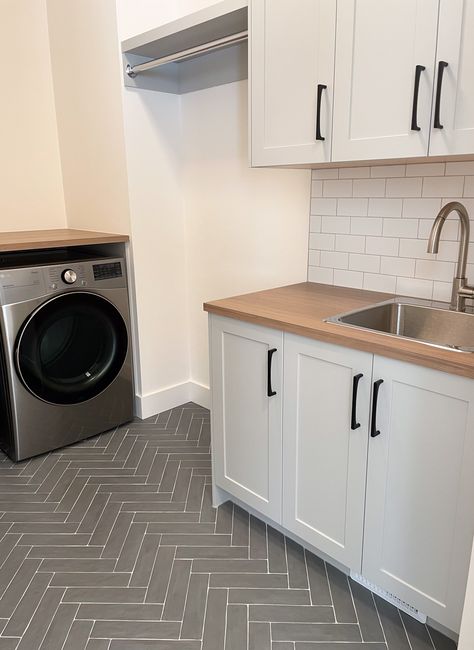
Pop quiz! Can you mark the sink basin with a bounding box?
[326,298,474,352]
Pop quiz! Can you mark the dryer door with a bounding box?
[15,292,128,405]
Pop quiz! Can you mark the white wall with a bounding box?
[0,0,66,231]
[46,0,131,236]
[116,0,310,410]
[182,80,309,387]
[460,543,474,649]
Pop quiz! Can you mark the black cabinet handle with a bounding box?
[370,379,384,438]
[351,373,363,430]
[267,348,277,397]
[411,64,425,131]
[316,84,327,141]
[434,61,448,129]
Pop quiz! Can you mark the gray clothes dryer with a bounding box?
[0,253,133,460]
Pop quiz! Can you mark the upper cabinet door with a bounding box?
[250,0,336,166]
[429,0,474,155]
[332,0,439,162]
[363,357,474,632]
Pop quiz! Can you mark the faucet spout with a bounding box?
[426,201,474,311]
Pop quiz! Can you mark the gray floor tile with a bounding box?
[0,402,456,649]
[326,564,357,623]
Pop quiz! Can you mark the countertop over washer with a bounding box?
[0,229,129,252]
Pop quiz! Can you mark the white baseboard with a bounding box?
[135,381,210,419]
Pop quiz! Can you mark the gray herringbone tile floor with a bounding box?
[0,402,457,649]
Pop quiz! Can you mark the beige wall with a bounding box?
[0,0,66,231]
[46,0,131,235]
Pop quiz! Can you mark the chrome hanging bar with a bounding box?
[126,30,248,78]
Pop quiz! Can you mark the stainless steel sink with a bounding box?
[326,298,474,353]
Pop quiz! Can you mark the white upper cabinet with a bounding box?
[209,315,283,521]
[282,335,372,570]
[332,0,439,162]
[250,0,336,166]
[363,356,474,632]
[429,0,474,155]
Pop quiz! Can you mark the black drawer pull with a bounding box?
[267,348,277,397]
[351,373,363,430]
[316,84,327,141]
[434,61,448,129]
[370,379,384,438]
[411,64,425,131]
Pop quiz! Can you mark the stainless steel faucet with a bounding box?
[427,201,474,311]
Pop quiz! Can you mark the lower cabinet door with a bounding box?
[282,334,372,570]
[363,356,474,632]
[209,315,283,522]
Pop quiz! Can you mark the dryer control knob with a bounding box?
[62,269,77,284]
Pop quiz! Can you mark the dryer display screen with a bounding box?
[93,262,122,281]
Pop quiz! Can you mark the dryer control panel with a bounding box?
[0,257,127,306]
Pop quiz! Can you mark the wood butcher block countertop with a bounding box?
[0,229,129,252]
[204,282,474,379]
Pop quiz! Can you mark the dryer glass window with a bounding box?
[16,293,128,404]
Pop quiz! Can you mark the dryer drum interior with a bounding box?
[15,292,128,405]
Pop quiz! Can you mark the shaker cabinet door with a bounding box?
[363,356,474,632]
[282,334,372,570]
[429,0,474,155]
[251,0,336,166]
[209,315,283,521]
[332,0,439,161]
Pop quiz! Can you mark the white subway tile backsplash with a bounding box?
[433,281,452,302]
[337,198,368,216]
[312,168,338,180]
[371,164,405,178]
[308,250,320,267]
[396,276,433,300]
[383,219,419,238]
[339,166,371,179]
[351,217,383,236]
[320,251,349,269]
[366,236,399,256]
[406,162,445,177]
[309,233,335,250]
[464,176,474,197]
[311,198,337,215]
[323,179,352,197]
[307,162,474,302]
[386,177,422,197]
[402,198,441,219]
[322,216,350,234]
[353,178,386,197]
[418,218,459,240]
[380,256,416,278]
[308,266,334,284]
[349,253,381,273]
[363,273,397,293]
[310,215,321,232]
[334,269,363,288]
[446,161,474,176]
[422,176,464,197]
[335,234,366,253]
[368,198,402,218]
[415,259,456,282]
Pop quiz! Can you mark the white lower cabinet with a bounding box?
[209,315,283,521]
[363,355,474,632]
[282,334,372,570]
[209,315,474,631]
